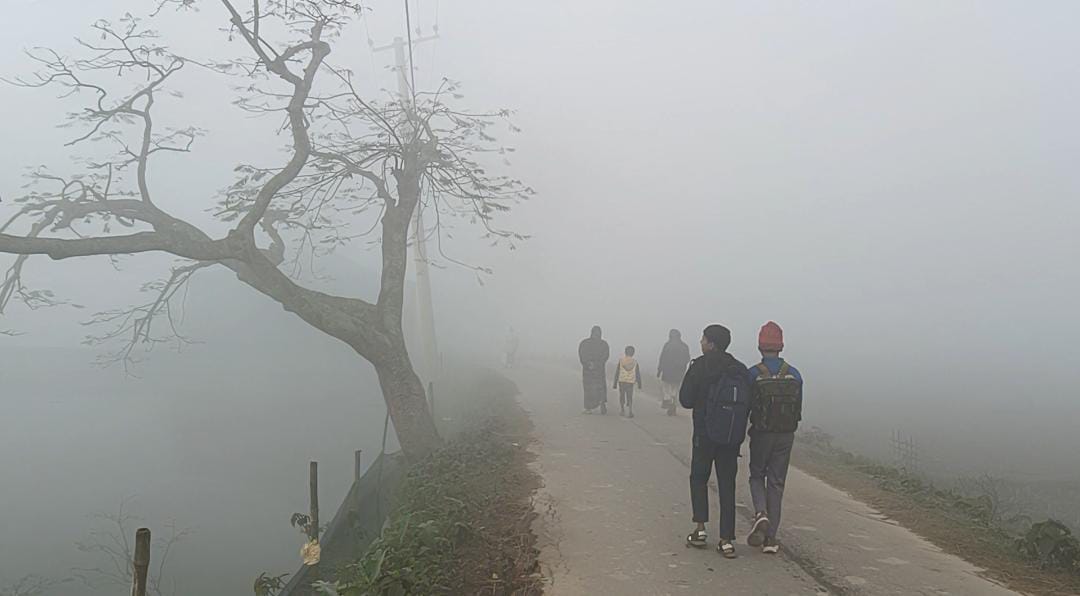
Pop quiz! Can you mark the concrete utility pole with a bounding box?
[372,34,440,380]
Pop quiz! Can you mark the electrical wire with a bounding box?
[428,0,441,91]
[404,0,418,102]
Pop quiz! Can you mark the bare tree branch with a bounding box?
[72,499,190,596]
[0,1,525,459]
[0,574,72,596]
[0,232,234,261]
[82,261,213,369]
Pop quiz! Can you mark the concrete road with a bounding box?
[517,364,1017,596]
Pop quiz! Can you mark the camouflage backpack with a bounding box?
[750,362,802,433]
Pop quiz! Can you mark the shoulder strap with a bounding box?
[755,363,771,379]
[778,362,790,378]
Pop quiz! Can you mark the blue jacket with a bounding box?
[747,357,803,384]
[748,357,803,433]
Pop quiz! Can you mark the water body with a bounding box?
[0,267,401,595]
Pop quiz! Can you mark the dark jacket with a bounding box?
[578,336,610,372]
[657,338,691,383]
[679,350,749,438]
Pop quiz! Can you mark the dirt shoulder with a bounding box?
[455,381,543,595]
[793,433,1080,596]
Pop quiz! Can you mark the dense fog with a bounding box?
[1,1,1077,594]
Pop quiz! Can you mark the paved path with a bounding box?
[516,364,1017,596]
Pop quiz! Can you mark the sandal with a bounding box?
[718,540,737,559]
[686,529,707,549]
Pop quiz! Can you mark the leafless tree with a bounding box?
[0,575,72,596]
[957,473,1021,524]
[0,1,530,459]
[72,499,190,596]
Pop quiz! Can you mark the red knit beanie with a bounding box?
[758,321,784,351]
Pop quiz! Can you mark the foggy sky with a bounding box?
[2,1,1079,593]
[3,1,1078,366]
[0,0,1077,441]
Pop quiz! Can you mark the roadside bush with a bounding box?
[1016,520,1080,573]
[313,412,538,596]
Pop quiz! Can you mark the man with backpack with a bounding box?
[679,324,750,559]
[657,329,691,416]
[745,321,804,555]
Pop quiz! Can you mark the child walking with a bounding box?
[614,345,643,418]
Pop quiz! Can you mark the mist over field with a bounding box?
[1,1,1077,594]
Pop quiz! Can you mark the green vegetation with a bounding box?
[311,375,541,596]
[1019,521,1080,574]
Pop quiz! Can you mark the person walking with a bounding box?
[578,326,611,414]
[745,321,804,555]
[503,327,520,369]
[679,324,750,559]
[657,329,691,416]
[614,345,643,418]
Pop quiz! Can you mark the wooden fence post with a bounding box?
[309,461,319,541]
[354,450,363,484]
[428,381,435,418]
[131,527,151,596]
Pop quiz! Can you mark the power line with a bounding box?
[427,0,441,91]
[362,18,379,88]
[404,0,418,102]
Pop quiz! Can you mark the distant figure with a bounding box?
[680,324,750,559]
[657,329,691,416]
[613,345,643,418]
[578,326,611,414]
[503,327,520,369]
[746,322,803,555]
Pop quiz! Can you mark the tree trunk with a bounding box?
[360,165,442,461]
[371,342,443,461]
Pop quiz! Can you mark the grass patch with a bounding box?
[794,427,1080,595]
[313,373,541,596]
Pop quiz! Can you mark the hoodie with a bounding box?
[679,350,749,438]
[657,333,692,383]
[615,356,643,388]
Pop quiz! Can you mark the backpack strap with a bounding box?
[778,362,790,378]
[755,363,772,379]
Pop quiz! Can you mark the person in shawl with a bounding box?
[578,325,611,414]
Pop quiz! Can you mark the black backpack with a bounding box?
[703,365,752,446]
[750,362,803,433]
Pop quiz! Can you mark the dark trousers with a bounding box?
[748,431,795,538]
[618,382,635,407]
[689,435,739,540]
